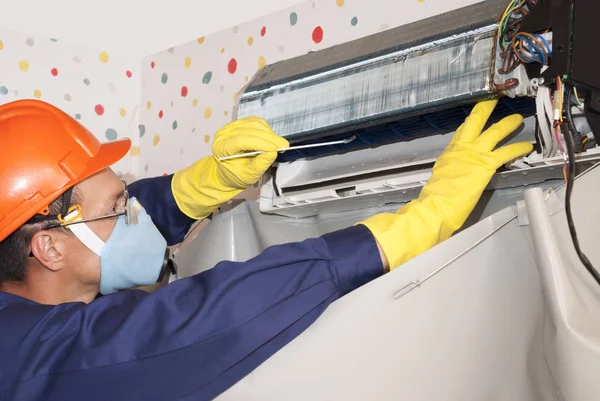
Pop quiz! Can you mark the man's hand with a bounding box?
[360,99,534,271]
[212,116,289,189]
[172,117,288,220]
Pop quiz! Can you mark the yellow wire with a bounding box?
[498,0,526,48]
[581,137,589,150]
[573,87,583,106]
[580,137,588,153]
[512,37,532,63]
[557,76,564,122]
[499,0,525,32]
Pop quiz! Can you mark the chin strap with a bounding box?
[157,248,178,283]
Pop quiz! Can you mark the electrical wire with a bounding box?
[565,80,583,148]
[558,78,563,110]
[499,0,600,284]
[580,137,589,153]
[573,86,583,106]
[555,76,564,123]
[513,37,543,64]
[552,77,567,181]
[498,0,526,50]
[512,32,551,65]
[554,126,568,182]
[562,84,600,286]
[497,0,545,75]
[535,34,552,56]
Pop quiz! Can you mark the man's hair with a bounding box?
[0,188,81,285]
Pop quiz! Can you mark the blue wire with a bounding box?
[517,48,540,63]
[526,37,547,64]
[516,34,546,64]
[534,34,552,57]
[517,36,538,62]
[515,37,539,62]
[517,36,543,63]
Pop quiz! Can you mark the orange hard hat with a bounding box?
[0,99,131,242]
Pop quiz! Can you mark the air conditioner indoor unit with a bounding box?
[233,0,600,219]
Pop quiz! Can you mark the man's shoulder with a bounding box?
[0,292,58,387]
[0,291,53,312]
[0,292,59,347]
[0,291,50,314]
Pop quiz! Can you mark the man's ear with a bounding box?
[30,231,65,272]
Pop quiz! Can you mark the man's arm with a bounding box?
[128,174,392,269]
[128,174,198,246]
[2,225,382,401]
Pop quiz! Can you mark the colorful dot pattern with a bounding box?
[0,27,140,175]
[0,0,450,179]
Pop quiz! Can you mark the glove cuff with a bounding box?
[357,200,447,270]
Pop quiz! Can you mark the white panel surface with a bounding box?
[175,163,600,401]
[212,207,558,400]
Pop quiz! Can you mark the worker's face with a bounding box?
[70,169,126,284]
[31,168,125,289]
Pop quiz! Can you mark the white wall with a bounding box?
[0,0,307,59]
[138,0,483,177]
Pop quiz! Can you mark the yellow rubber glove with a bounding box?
[172,116,289,219]
[359,99,534,270]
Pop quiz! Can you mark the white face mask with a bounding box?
[63,197,171,295]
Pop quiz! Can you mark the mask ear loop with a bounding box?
[56,205,106,256]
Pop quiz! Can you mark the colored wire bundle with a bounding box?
[512,32,552,65]
[498,0,539,50]
[498,0,527,50]
[498,2,598,284]
[497,0,547,74]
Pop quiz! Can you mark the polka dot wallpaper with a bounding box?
[138,0,480,178]
[0,27,140,175]
[1,0,480,180]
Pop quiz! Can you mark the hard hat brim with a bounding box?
[0,138,131,243]
[82,137,132,180]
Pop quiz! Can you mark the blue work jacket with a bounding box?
[0,174,383,400]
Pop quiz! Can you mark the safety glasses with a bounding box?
[46,180,135,229]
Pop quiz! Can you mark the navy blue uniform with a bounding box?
[0,175,383,400]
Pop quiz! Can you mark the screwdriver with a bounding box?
[218,135,357,161]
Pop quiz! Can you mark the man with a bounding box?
[0,98,532,400]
